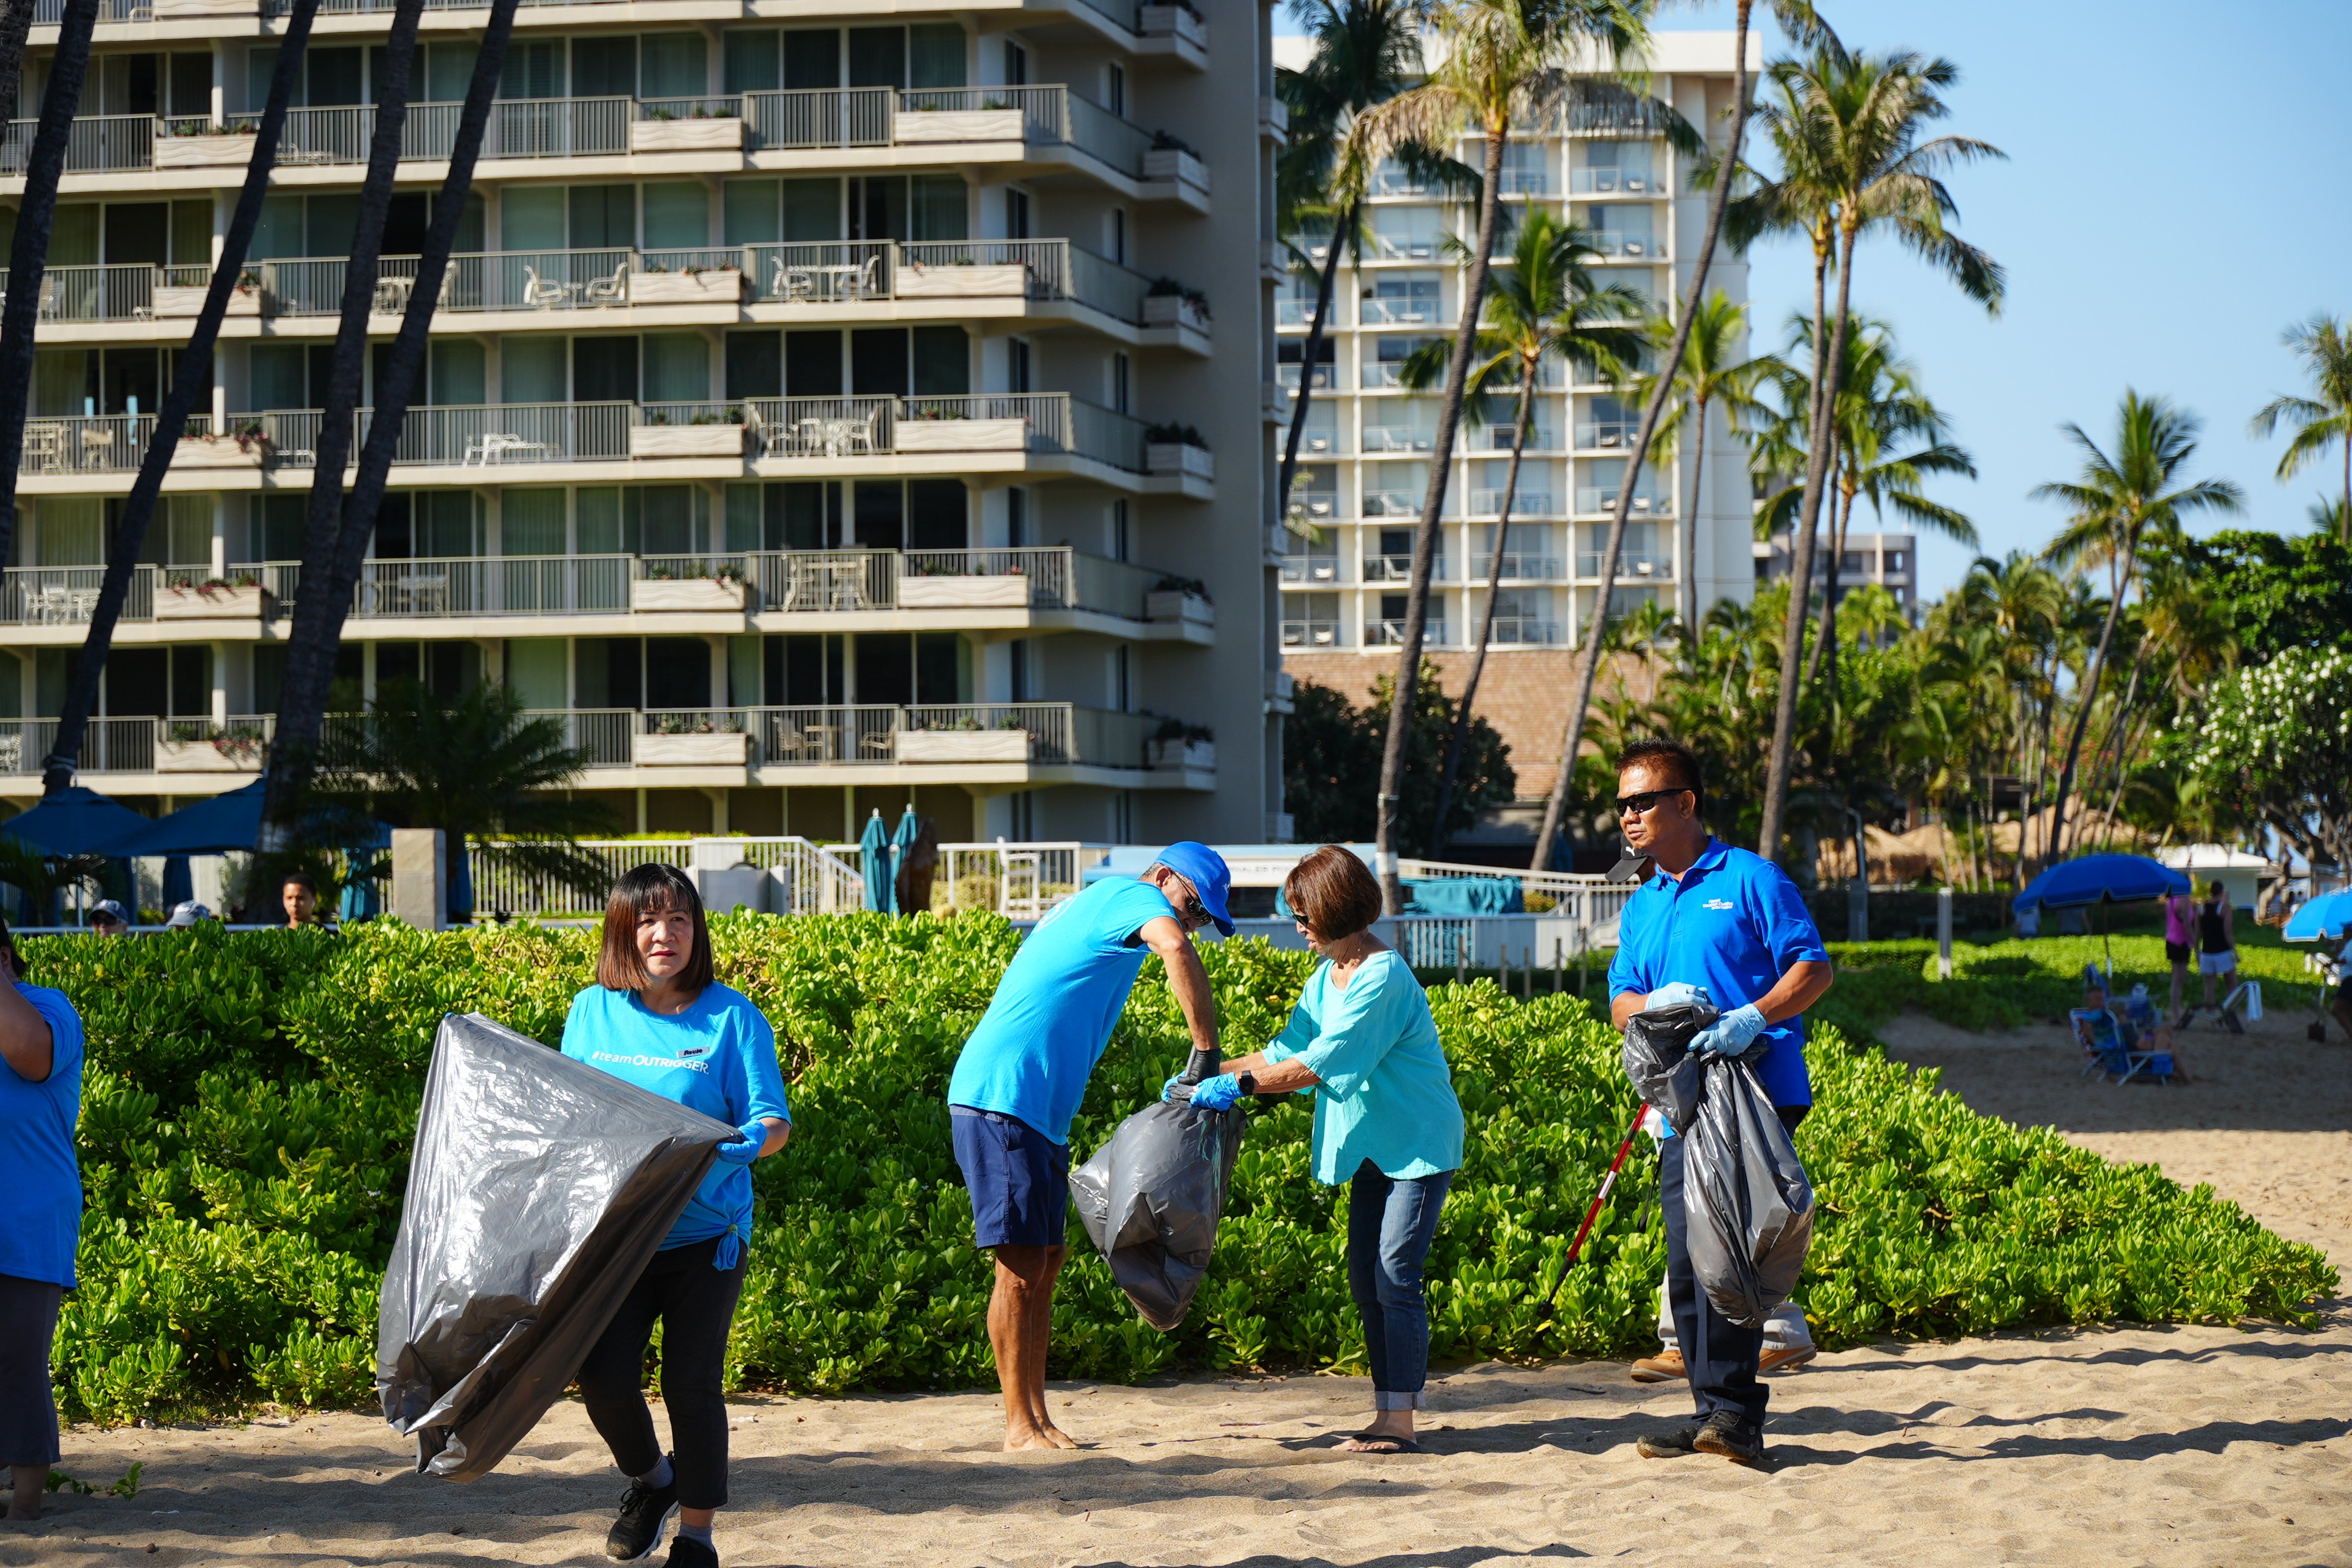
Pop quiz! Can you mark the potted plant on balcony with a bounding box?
[155,570,270,621]
[896,249,1032,299]
[897,557,1030,609]
[156,720,268,773]
[1142,129,1208,191]
[631,260,746,306]
[1141,277,1211,332]
[1144,572,1214,627]
[174,416,271,471]
[894,96,1027,145]
[629,560,752,612]
[895,403,1031,454]
[156,265,263,320]
[632,712,753,766]
[628,405,749,459]
[1144,716,1215,772]
[155,118,259,169]
[629,103,744,154]
[894,713,1034,764]
[1143,424,1214,483]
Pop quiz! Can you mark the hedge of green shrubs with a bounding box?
[29,915,2334,1425]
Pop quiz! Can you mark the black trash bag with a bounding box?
[1069,1100,1246,1332]
[1620,1000,1816,1329]
[377,1012,739,1481]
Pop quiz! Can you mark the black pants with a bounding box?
[0,1273,63,1467]
[576,1236,746,1511]
[1660,1105,1807,1432]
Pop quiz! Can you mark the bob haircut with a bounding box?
[596,863,715,994]
[1284,845,1384,943]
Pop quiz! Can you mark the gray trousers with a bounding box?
[1656,1280,1811,1352]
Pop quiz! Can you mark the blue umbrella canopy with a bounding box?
[1,786,155,856]
[888,806,920,916]
[2013,853,2191,913]
[2285,889,2352,943]
[859,810,894,913]
[124,778,387,859]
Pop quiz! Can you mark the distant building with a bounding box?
[1753,531,1919,615]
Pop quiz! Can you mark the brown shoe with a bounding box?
[1759,1343,1817,1375]
[1629,1348,1686,1383]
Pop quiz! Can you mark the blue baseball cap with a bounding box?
[1151,842,1234,936]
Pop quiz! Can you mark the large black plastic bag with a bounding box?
[1621,1000,1816,1329]
[377,1012,739,1481]
[1069,1101,1246,1331]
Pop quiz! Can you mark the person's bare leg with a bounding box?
[989,1245,1066,1451]
[2203,967,2218,1009]
[1021,1244,1075,1448]
[2169,960,2186,1016]
[8,1465,41,1522]
[1338,1409,1416,1451]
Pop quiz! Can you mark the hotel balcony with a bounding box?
[5,240,1208,350]
[3,86,1208,208]
[11,393,1212,496]
[1467,551,1563,581]
[1,545,1214,645]
[0,701,1215,793]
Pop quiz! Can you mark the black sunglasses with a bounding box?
[1615,788,1690,817]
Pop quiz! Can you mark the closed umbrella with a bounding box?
[2285,889,2352,943]
[858,808,894,913]
[888,806,920,917]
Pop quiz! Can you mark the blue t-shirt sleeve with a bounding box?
[1753,865,1830,968]
[726,1003,792,1126]
[1098,877,1180,948]
[1295,962,1410,1100]
[1261,991,1318,1065]
[17,986,82,1083]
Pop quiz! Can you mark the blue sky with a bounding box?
[1279,1,2352,598]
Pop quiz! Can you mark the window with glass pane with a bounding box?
[642,334,711,402]
[722,31,780,93]
[640,34,706,99]
[722,180,781,244]
[642,183,709,248]
[501,489,568,555]
[908,23,964,87]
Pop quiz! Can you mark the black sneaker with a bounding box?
[668,1535,719,1568]
[1635,1425,1701,1458]
[1692,1410,1765,1467]
[605,1468,680,1562]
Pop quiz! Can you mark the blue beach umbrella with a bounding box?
[1,786,154,856]
[889,805,920,916]
[2012,853,2191,913]
[2285,889,2352,943]
[858,808,894,913]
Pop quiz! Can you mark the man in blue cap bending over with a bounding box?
[947,841,1233,1450]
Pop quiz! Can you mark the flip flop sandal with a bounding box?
[1337,1434,1424,1454]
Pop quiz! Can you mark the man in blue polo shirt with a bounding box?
[948,841,1232,1451]
[1606,739,1832,1467]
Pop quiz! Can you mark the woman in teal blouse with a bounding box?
[1206,845,1463,1453]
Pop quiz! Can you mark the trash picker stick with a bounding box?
[1536,1106,1650,1319]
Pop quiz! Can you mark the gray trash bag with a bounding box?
[377,1012,739,1481]
[1620,999,1816,1329]
[1069,1100,1246,1332]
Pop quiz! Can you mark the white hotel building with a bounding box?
[0,0,1292,847]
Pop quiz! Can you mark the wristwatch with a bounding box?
[1237,1071,1258,1096]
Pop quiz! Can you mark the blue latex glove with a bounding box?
[1691,1003,1767,1059]
[714,1118,772,1166]
[1161,1074,1187,1102]
[1186,1073,1243,1112]
[1645,982,1712,1013]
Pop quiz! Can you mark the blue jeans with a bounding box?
[1346,1159,1454,1410]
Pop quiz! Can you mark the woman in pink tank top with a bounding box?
[2163,890,2196,1015]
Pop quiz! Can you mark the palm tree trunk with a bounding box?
[1678,390,1710,632]
[39,1,321,796]
[2047,524,2138,863]
[1802,469,1853,692]
[1758,220,1860,862]
[0,0,37,124]
[1529,0,1756,874]
[264,0,526,835]
[1429,372,1534,850]
[1373,124,1507,909]
[2071,642,2143,857]
[2099,708,2153,847]
[1277,200,1355,518]
[0,0,100,569]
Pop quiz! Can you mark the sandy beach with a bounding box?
[10,1004,2349,1568]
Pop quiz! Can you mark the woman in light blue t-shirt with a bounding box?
[562,865,789,1568]
[1204,846,1463,1454]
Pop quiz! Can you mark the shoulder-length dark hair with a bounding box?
[1285,845,1384,943]
[597,864,715,994]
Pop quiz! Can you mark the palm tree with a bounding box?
[323,681,615,922]
[1277,0,1424,527]
[2310,494,2352,548]
[1401,210,1647,849]
[1526,0,1829,877]
[265,0,529,838]
[1731,41,2005,864]
[2030,391,2242,864]
[2250,313,2352,517]
[1350,0,1684,908]
[1639,290,1774,631]
[0,0,102,568]
[38,0,325,795]
[0,0,38,125]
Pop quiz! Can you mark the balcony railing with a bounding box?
[1569,167,1664,194]
[1361,426,1437,453]
[1277,298,1339,328]
[1470,553,1563,579]
[1584,230,1661,259]
[1576,553,1674,578]
[1281,618,1342,647]
[0,113,153,174]
[0,715,273,777]
[1576,420,1636,449]
[18,413,217,475]
[0,263,156,322]
[1467,489,1557,517]
[1278,554,1344,584]
[1377,619,1448,646]
[1362,555,1451,582]
[1574,488,1670,516]
[1484,616,1562,644]
[1358,297,1444,327]
[533,702,1175,772]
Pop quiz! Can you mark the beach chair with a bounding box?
[2070,1008,2175,1087]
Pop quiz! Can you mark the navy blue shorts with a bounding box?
[951,1107,1070,1248]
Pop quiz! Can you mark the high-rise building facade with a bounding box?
[1273,30,1758,807]
[1,0,1286,846]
